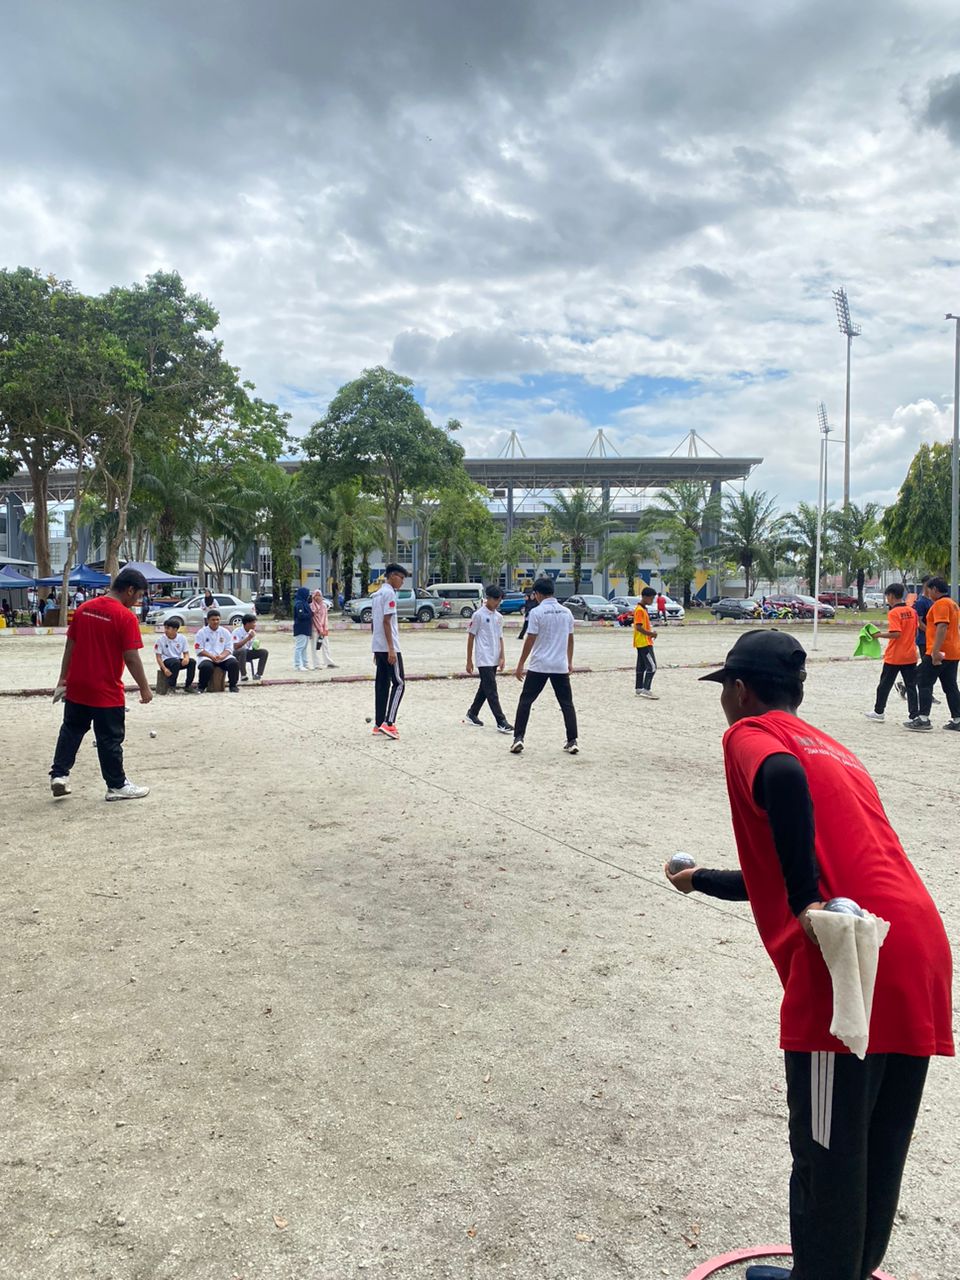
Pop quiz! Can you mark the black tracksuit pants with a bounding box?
[873,662,916,717]
[784,1050,928,1280]
[374,651,405,725]
[163,658,197,691]
[51,700,127,790]
[513,672,577,742]
[917,654,960,718]
[635,646,657,690]
[468,666,507,724]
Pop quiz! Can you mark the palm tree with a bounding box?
[331,481,385,602]
[835,502,883,608]
[256,464,313,617]
[646,482,721,606]
[546,489,611,592]
[137,453,205,575]
[717,489,782,598]
[780,501,838,595]
[598,530,654,595]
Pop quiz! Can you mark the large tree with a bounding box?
[598,530,654,595]
[647,481,721,605]
[882,442,951,574]
[836,502,883,608]
[546,489,610,592]
[302,367,465,555]
[717,489,782,598]
[781,501,837,595]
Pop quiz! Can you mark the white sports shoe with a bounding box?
[50,776,71,797]
[638,689,660,700]
[863,711,885,722]
[105,781,150,802]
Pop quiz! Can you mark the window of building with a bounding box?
[396,539,413,559]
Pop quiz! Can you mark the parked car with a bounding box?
[767,593,836,619]
[712,597,762,620]
[861,591,886,609]
[428,582,485,618]
[346,587,450,624]
[148,592,258,627]
[498,591,528,615]
[610,594,686,622]
[818,591,859,609]
[562,594,619,621]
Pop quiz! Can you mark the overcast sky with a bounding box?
[3,0,960,509]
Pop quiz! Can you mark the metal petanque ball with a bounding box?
[824,897,865,917]
[668,853,696,875]
[365,716,372,723]
[149,730,157,739]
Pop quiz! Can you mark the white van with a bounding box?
[429,582,485,618]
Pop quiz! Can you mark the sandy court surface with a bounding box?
[0,622,956,1279]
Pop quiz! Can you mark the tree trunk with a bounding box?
[573,550,582,593]
[329,548,340,608]
[359,551,370,596]
[156,511,177,575]
[198,526,207,590]
[25,460,53,577]
[342,543,355,604]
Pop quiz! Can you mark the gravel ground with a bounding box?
[0,622,955,1280]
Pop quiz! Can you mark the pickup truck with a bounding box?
[346,587,451,624]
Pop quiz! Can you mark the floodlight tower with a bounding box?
[947,313,960,600]
[812,402,833,652]
[832,287,861,507]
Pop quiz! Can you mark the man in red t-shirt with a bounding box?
[665,630,953,1280]
[49,567,154,801]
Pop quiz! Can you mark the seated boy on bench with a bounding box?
[233,613,269,682]
[194,609,241,693]
[154,618,196,692]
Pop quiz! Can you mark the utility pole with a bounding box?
[833,288,861,507]
[947,314,960,600]
[812,404,833,652]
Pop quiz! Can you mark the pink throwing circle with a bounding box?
[683,1244,895,1279]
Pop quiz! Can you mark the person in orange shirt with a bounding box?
[633,585,659,699]
[905,576,960,731]
[864,582,919,722]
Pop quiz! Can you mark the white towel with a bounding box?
[808,910,891,1059]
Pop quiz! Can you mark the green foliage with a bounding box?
[598,531,653,594]
[717,489,782,597]
[882,442,951,574]
[779,501,838,594]
[526,515,558,576]
[546,489,611,592]
[835,502,883,607]
[431,487,500,581]
[255,466,313,617]
[503,526,535,578]
[646,482,721,605]
[303,366,465,554]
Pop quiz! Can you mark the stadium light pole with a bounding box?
[812,403,833,652]
[833,288,861,507]
[948,314,960,601]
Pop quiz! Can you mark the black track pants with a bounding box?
[513,671,577,742]
[635,647,657,690]
[873,662,916,717]
[917,654,960,718]
[784,1050,928,1280]
[51,700,127,790]
[374,651,405,725]
[468,666,507,724]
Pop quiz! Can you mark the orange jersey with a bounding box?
[926,596,960,659]
[633,604,653,649]
[884,604,917,665]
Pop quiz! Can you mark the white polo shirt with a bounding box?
[232,626,257,650]
[155,633,189,664]
[194,624,234,658]
[468,604,503,667]
[526,597,574,673]
[371,584,400,653]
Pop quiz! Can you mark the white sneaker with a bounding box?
[863,711,885,722]
[50,776,71,797]
[105,781,150,801]
[563,741,579,754]
[638,689,660,700]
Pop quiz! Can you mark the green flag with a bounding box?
[853,622,882,659]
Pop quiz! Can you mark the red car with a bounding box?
[818,592,858,609]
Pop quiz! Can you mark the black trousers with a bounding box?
[51,700,126,790]
[198,656,240,690]
[374,651,405,725]
[917,654,960,718]
[162,658,197,691]
[239,647,269,678]
[784,1050,928,1280]
[635,646,657,690]
[874,661,917,717]
[513,672,578,742]
[468,666,507,724]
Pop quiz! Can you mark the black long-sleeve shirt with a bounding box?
[692,753,821,916]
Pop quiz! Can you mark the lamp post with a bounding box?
[812,403,833,652]
[832,288,861,508]
[947,314,960,601]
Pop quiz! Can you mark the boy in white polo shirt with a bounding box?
[154,618,197,693]
[194,609,241,693]
[464,584,513,733]
[511,576,578,755]
[232,613,269,682]
[371,563,407,739]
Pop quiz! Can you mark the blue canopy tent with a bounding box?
[35,563,111,588]
[119,561,190,584]
[0,566,37,587]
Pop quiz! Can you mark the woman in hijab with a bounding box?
[309,589,337,669]
[292,586,313,672]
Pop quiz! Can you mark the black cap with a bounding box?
[699,629,807,684]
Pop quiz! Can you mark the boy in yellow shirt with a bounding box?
[633,585,658,699]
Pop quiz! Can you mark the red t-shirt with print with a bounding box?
[65,596,143,708]
[722,710,953,1056]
